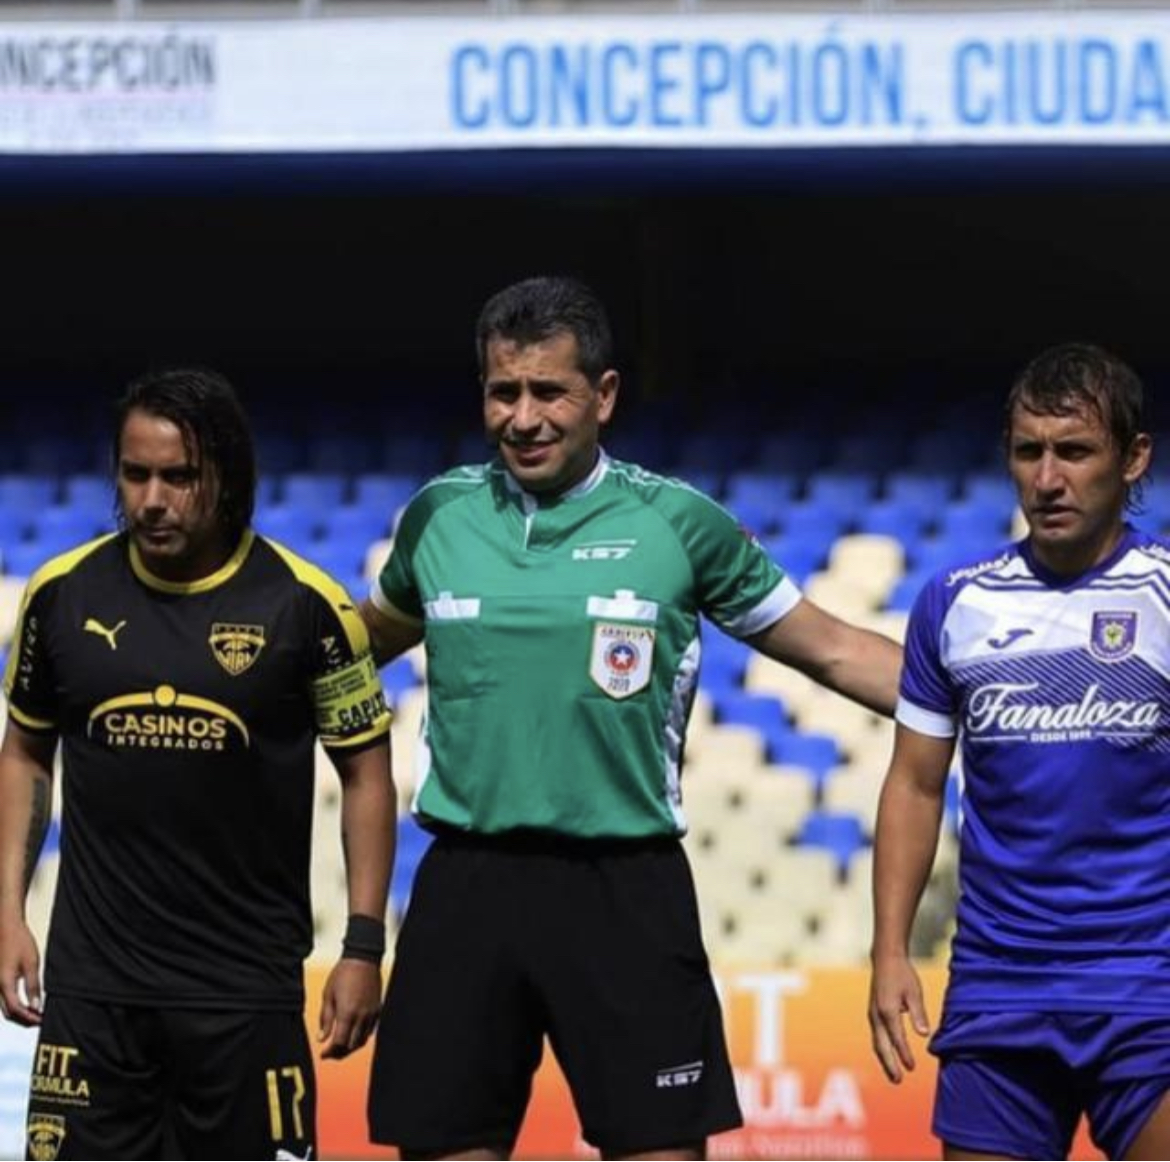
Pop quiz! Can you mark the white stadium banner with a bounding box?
[1,13,1170,153]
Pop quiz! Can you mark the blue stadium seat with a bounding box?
[306,535,370,596]
[795,810,869,877]
[321,504,392,545]
[771,732,843,793]
[883,470,955,517]
[307,435,377,474]
[380,657,421,708]
[376,435,447,478]
[0,474,57,511]
[353,473,420,520]
[4,536,78,578]
[778,501,851,544]
[855,499,931,544]
[944,771,963,835]
[725,471,800,512]
[390,817,434,921]
[280,472,348,513]
[671,433,750,475]
[805,471,880,516]
[906,430,984,475]
[701,628,752,693]
[885,568,935,613]
[938,500,1012,543]
[713,691,791,759]
[253,504,320,555]
[759,532,830,584]
[961,471,1017,514]
[721,496,777,537]
[33,506,109,546]
[672,469,723,500]
[62,473,111,513]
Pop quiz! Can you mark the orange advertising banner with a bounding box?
[308,963,1102,1161]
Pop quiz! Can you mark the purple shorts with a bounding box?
[930,1011,1170,1159]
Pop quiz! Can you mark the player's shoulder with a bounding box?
[1127,527,1170,569]
[931,541,1024,595]
[603,457,726,521]
[256,535,354,608]
[397,462,495,526]
[20,532,122,604]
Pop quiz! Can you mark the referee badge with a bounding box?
[209,622,267,676]
[590,622,654,700]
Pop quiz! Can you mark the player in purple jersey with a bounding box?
[868,343,1170,1160]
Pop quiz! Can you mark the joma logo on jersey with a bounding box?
[572,540,636,561]
[88,684,250,751]
[209,622,266,676]
[655,1061,703,1088]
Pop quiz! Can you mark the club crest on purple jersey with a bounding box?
[1090,610,1137,663]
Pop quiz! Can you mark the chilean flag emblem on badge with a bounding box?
[590,623,655,699]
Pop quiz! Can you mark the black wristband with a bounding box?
[341,913,386,964]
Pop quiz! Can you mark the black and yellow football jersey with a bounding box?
[3,530,391,1009]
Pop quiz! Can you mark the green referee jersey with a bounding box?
[3,530,391,1008]
[372,453,798,839]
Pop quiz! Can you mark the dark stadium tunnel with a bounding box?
[0,146,1167,427]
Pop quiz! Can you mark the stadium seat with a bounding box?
[805,470,880,516]
[885,568,935,614]
[253,504,320,556]
[0,474,57,511]
[321,504,392,545]
[855,498,932,544]
[938,499,1012,543]
[390,817,434,921]
[376,434,447,478]
[280,472,348,513]
[34,505,109,545]
[778,501,852,543]
[724,471,800,524]
[712,691,791,761]
[353,473,420,520]
[758,532,830,585]
[380,657,421,708]
[825,432,906,475]
[770,732,843,794]
[884,469,955,513]
[307,434,377,474]
[795,809,869,877]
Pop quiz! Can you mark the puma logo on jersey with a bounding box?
[84,618,126,650]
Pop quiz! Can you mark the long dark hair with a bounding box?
[114,367,257,544]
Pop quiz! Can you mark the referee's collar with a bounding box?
[502,449,610,505]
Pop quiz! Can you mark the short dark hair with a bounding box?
[475,275,613,383]
[1006,342,1149,510]
[114,367,257,544]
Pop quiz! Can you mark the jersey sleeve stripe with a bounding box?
[723,576,802,638]
[895,696,957,738]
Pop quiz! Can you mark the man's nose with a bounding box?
[511,392,542,432]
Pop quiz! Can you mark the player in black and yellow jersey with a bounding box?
[0,368,396,1160]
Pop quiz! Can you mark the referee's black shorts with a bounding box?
[368,831,742,1157]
